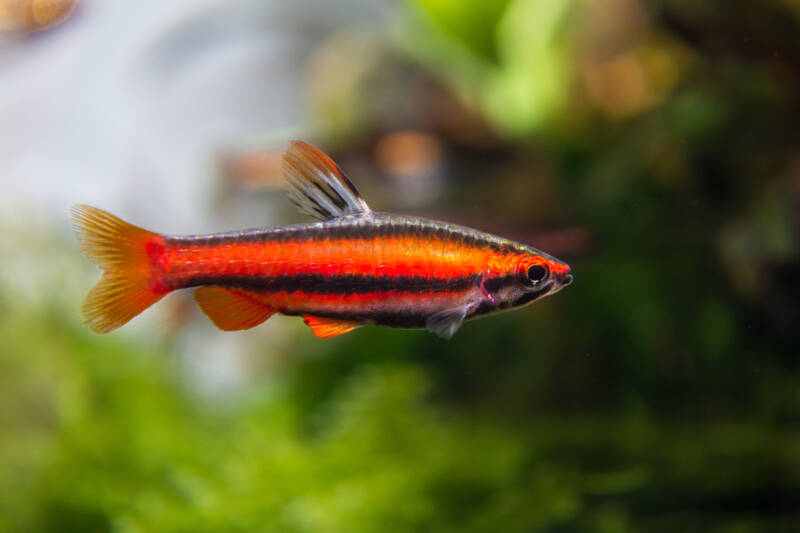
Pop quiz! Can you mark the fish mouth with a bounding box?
[548,271,573,295]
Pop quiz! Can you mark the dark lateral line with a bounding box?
[288,309,432,329]
[482,274,516,296]
[165,221,514,253]
[176,273,479,295]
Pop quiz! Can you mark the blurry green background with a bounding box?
[2,0,800,531]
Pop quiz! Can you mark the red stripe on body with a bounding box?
[159,234,513,286]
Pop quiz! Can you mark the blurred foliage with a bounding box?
[2,305,800,532]
[4,0,800,530]
[403,0,572,135]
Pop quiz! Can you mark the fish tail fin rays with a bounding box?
[282,140,371,220]
[194,287,275,330]
[70,205,167,334]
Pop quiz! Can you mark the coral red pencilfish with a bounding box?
[71,141,573,339]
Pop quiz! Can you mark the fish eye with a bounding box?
[527,264,549,285]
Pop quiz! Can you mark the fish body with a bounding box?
[71,141,572,338]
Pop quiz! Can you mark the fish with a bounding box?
[70,141,573,339]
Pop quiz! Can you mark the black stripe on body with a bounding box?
[165,214,522,254]
[287,308,433,329]
[176,273,479,295]
[286,282,554,330]
[481,274,515,299]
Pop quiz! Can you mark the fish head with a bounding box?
[493,251,573,310]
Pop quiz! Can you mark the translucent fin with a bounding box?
[80,274,166,334]
[70,205,167,334]
[282,140,371,220]
[195,287,275,331]
[303,315,361,338]
[426,306,468,339]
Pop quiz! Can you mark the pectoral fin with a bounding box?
[195,287,275,331]
[303,315,361,338]
[426,306,468,339]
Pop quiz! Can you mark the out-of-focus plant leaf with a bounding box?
[483,0,572,135]
[402,0,573,136]
[408,0,512,63]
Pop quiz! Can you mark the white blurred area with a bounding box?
[0,0,390,393]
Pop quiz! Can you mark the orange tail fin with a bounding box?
[70,205,168,334]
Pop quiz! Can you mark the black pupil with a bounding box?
[527,265,548,284]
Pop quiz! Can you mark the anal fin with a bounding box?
[195,287,275,331]
[303,315,361,338]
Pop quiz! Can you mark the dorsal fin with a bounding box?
[195,287,275,331]
[303,315,361,338]
[282,141,371,220]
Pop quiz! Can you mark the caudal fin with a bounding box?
[70,205,167,334]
